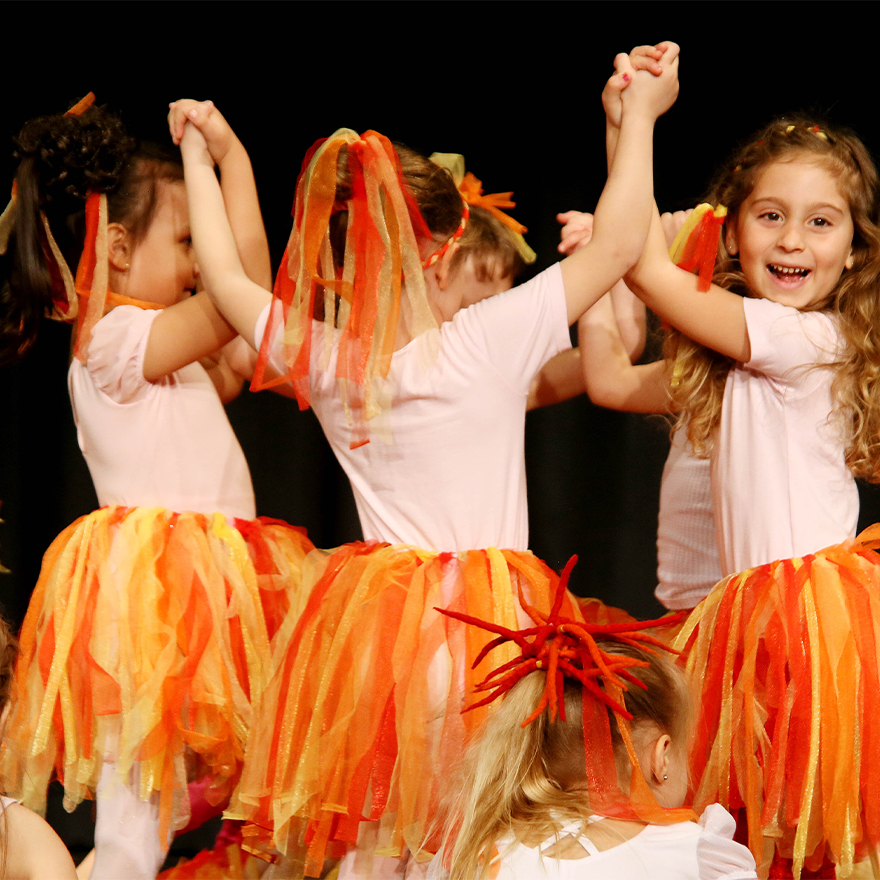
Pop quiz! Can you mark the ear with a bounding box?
[433,241,461,291]
[845,248,854,271]
[725,223,738,256]
[107,222,133,272]
[650,733,672,785]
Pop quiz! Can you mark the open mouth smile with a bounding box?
[768,264,811,282]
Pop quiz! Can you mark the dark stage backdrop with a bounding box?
[3,4,880,864]
[3,13,880,651]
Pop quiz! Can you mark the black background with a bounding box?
[2,3,879,858]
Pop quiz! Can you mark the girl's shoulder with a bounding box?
[0,800,78,879]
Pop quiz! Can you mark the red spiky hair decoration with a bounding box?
[438,557,695,823]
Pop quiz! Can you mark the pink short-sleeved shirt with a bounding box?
[713,298,857,574]
[257,264,571,551]
[68,306,255,520]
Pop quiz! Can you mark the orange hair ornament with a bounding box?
[253,129,441,448]
[668,203,728,292]
[437,558,694,824]
[430,152,536,265]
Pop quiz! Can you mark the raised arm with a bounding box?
[179,123,272,348]
[626,205,750,362]
[578,291,669,412]
[559,42,679,324]
[140,102,272,381]
[169,100,271,290]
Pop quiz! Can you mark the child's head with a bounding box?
[2,101,189,363]
[666,117,880,470]
[441,640,690,880]
[709,116,880,313]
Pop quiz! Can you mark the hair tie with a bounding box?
[423,202,469,269]
[430,153,536,265]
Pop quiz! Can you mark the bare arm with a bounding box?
[3,802,78,879]
[559,43,679,324]
[170,101,272,290]
[181,124,271,348]
[142,102,270,381]
[579,291,670,412]
[626,205,750,362]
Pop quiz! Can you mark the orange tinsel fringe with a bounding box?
[0,506,312,843]
[676,526,880,879]
[228,544,630,877]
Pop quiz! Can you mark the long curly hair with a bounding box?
[1,99,183,366]
[666,116,880,479]
[435,641,689,880]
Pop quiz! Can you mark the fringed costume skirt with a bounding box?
[0,505,314,843]
[676,525,880,879]
[229,542,628,877]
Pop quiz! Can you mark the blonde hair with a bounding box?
[667,116,880,478]
[437,641,689,880]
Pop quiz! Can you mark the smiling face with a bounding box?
[728,158,854,310]
[123,181,198,307]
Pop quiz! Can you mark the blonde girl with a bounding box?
[624,117,880,878]
[428,635,756,880]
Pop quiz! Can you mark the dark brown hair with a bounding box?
[1,101,183,365]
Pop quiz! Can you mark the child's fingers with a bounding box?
[557,210,593,227]
[629,44,663,76]
[660,209,691,249]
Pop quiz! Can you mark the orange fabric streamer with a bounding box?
[252,129,439,448]
[668,203,728,292]
[0,507,313,844]
[228,545,616,875]
[677,526,880,878]
[439,557,693,826]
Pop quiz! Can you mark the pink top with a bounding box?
[713,298,856,574]
[257,264,571,551]
[68,306,256,521]
[655,428,721,610]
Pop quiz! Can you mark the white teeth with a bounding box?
[769,265,809,277]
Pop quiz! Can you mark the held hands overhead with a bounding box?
[605,42,680,128]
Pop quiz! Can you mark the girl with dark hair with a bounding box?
[0,97,312,879]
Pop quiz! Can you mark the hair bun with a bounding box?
[14,103,137,207]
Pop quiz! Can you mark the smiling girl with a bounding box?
[624,116,880,878]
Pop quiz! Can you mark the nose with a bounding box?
[777,222,805,252]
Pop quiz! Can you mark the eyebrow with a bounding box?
[750,197,847,216]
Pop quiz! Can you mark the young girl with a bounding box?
[178,42,679,877]
[624,117,880,877]
[0,617,78,880]
[425,592,757,880]
[0,97,312,879]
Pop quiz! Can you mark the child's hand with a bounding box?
[168,99,236,165]
[557,211,594,255]
[619,41,680,122]
[178,121,212,168]
[660,209,692,249]
[602,44,667,129]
